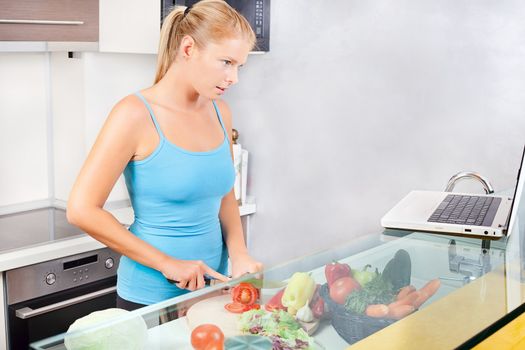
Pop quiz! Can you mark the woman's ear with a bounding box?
[179,35,196,59]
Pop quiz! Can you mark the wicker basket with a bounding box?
[319,283,395,344]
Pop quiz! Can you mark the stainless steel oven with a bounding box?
[5,248,120,350]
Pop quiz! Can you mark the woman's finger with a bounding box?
[204,265,231,282]
[196,274,205,290]
[176,279,188,290]
[187,277,197,291]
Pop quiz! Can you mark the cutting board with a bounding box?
[186,294,320,338]
[186,295,242,338]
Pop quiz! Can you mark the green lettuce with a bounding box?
[237,309,315,349]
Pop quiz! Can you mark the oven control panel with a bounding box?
[6,247,120,305]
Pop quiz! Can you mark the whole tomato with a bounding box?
[329,277,361,304]
[191,324,224,350]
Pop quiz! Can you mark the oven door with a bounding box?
[8,276,116,350]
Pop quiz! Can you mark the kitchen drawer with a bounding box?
[0,0,98,41]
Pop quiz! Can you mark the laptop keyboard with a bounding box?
[428,194,500,226]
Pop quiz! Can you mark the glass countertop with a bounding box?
[31,193,525,350]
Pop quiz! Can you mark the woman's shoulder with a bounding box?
[106,93,151,129]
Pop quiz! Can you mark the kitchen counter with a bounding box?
[30,211,525,350]
[27,183,525,350]
[0,206,126,273]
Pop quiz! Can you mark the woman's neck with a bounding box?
[151,64,208,111]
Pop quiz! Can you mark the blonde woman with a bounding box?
[67,0,263,310]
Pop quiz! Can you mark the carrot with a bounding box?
[420,279,441,298]
[413,291,430,308]
[396,285,416,300]
[389,291,419,308]
[365,304,389,318]
[387,304,415,319]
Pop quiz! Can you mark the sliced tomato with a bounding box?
[224,302,249,314]
[246,303,261,311]
[231,282,259,306]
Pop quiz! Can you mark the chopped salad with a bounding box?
[238,309,315,350]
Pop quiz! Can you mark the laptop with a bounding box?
[381,146,525,237]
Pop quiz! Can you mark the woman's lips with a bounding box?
[216,86,227,94]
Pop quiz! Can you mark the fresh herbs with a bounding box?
[344,273,396,314]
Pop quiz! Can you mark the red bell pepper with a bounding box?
[309,284,325,319]
[325,261,352,287]
[311,297,325,319]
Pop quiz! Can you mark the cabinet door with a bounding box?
[99,0,160,54]
[0,0,98,41]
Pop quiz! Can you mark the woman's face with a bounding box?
[189,37,251,99]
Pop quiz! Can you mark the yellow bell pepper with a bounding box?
[281,272,316,316]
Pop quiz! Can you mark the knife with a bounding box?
[166,275,228,286]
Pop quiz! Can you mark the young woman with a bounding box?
[67,0,263,310]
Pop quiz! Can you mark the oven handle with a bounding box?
[15,286,117,320]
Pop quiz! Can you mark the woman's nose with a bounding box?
[227,68,239,85]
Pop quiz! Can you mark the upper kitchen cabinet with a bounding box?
[99,0,160,54]
[0,0,98,42]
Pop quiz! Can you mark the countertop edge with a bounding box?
[0,235,105,272]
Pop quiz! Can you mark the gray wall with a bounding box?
[225,0,525,266]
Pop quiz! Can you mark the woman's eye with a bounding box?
[222,60,232,66]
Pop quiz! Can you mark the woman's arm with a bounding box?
[68,95,227,291]
[215,100,263,277]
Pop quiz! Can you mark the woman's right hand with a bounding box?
[161,258,230,291]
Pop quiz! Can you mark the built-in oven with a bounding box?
[164,0,271,52]
[5,248,120,350]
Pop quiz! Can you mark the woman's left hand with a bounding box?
[230,253,263,278]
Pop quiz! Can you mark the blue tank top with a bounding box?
[117,92,235,305]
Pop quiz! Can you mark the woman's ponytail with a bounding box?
[154,7,185,83]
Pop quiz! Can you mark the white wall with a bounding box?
[1,51,156,206]
[0,53,49,206]
[51,52,86,201]
[225,0,525,266]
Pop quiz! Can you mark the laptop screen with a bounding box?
[506,145,525,231]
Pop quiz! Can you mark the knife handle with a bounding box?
[166,277,212,285]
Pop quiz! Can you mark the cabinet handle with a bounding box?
[0,19,84,25]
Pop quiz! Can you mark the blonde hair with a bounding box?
[155,0,256,83]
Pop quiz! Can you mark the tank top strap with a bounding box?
[135,92,165,139]
[212,100,229,141]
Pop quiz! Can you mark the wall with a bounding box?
[0,53,49,207]
[225,0,525,266]
[2,0,525,268]
[51,52,85,201]
[0,51,156,206]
